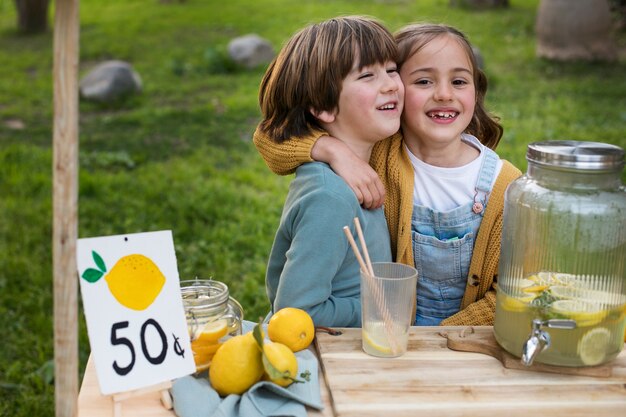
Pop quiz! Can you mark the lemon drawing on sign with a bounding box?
[81,251,166,311]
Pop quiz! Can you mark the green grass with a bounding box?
[0,0,625,415]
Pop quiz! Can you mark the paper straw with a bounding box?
[343,226,369,275]
[353,217,374,277]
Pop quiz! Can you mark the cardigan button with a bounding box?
[469,275,480,286]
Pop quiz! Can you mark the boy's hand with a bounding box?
[311,136,386,209]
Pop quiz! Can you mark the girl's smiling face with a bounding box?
[399,34,476,152]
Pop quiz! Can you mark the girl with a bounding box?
[253,23,521,326]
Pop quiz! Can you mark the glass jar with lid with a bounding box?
[180,279,243,371]
[494,140,626,367]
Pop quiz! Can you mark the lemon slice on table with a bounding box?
[551,299,607,327]
[577,327,611,366]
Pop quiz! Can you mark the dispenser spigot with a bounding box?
[521,318,576,366]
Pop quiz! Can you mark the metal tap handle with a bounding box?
[521,318,576,366]
[544,319,577,330]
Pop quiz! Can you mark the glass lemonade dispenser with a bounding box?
[494,141,626,367]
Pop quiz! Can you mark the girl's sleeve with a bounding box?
[439,289,496,326]
[252,125,326,175]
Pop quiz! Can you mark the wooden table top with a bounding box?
[78,326,626,417]
[315,326,626,417]
[77,350,333,417]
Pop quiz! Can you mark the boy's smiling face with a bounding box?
[316,60,404,151]
[400,34,476,151]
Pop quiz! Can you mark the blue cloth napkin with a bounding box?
[170,322,323,417]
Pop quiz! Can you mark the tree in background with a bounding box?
[536,0,616,61]
[14,0,50,33]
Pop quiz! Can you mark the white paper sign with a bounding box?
[77,230,195,395]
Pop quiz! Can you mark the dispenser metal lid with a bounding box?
[527,140,625,172]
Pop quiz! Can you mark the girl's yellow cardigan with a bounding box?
[253,127,522,325]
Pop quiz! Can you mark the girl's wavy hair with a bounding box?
[259,16,398,143]
[395,23,502,149]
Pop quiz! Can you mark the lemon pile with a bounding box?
[208,307,315,396]
[267,307,315,352]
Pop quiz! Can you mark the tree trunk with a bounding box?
[536,0,616,61]
[14,0,50,34]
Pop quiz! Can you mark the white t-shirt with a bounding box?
[406,134,503,212]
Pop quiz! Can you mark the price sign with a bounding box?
[77,230,195,395]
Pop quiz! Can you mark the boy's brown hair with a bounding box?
[259,16,397,143]
[395,23,503,149]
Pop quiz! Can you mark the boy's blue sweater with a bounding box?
[266,162,392,327]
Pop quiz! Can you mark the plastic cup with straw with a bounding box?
[344,217,417,357]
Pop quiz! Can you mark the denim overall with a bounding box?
[412,148,499,325]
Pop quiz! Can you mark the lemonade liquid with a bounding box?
[362,320,409,358]
[494,277,626,367]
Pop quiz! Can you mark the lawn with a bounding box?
[0,0,625,415]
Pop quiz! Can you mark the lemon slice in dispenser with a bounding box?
[551,299,607,327]
[577,327,611,366]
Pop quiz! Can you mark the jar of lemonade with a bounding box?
[494,141,626,367]
[180,279,243,371]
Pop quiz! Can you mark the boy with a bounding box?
[259,16,404,327]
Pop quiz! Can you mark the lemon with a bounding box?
[193,319,228,344]
[192,342,222,371]
[578,327,611,366]
[362,327,392,355]
[500,292,535,313]
[582,290,626,305]
[209,333,264,396]
[267,308,315,352]
[262,341,299,387]
[549,285,583,300]
[551,299,607,327]
[518,278,536,288]
[522,284,549,293]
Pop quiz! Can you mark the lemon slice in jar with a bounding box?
[549,285,584,300]
[551,299,607,327]
[500,292,536,312]
[192,319,228,344]
[577,327,611,366]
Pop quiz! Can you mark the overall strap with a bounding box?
[472,147,499,215]
[462,160,521,307]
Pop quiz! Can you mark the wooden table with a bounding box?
[77,350,333,417]
[315,326,626,417]
[78,326,626,417]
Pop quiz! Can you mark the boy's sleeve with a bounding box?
[252,125,326,175]
[272,191,361,327]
